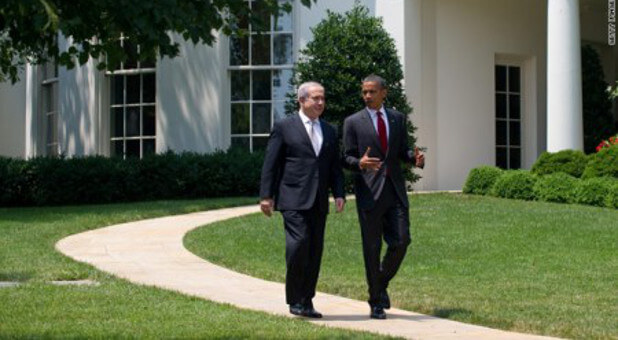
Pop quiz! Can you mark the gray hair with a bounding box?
[362,74,387,89]
[297,81,324,100]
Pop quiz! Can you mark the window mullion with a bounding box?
[249,71,254,152]
[229,1,293,152]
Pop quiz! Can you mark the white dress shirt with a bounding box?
[299,110,323,155]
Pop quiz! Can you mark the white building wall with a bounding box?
[157,34,228,153]
[406,0,437,190]
[0,75,27,158]
[297,1,376,50]
[428,0,546,190]
[376,0,406,65]
[58,36,102,156]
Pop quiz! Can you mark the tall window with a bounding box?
[495,64,521,169]
[108,37,156,158]
[41,60,59,156]
[229,0,294,151]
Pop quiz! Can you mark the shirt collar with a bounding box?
[366,106,386,119]
[299,110,319,124]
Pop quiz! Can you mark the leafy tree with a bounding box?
[287,4,419,182]
[581,45,616,153]
[0,0,315,83]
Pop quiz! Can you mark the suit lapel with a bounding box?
[317,120,330,158]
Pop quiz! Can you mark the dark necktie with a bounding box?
[377,110,388,153]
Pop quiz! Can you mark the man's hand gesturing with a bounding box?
[359,147,382,172]
[414,147,425,169]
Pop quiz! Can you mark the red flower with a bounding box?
[596,134,618,152]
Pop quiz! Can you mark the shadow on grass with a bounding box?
[322,312,444,322]
[0,271,33,282]
[432,308,473,319]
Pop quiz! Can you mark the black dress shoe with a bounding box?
[289,303,304,316]
[370,306,386,319]
[289,303,323,318]
[379,290,391,309]
[301,305,323,318]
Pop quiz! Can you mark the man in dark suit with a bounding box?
[343,74,424,319]
[260,81,346,318]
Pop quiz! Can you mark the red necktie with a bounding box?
[377,111,388,153]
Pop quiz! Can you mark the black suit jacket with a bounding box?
[343,108,416,210]
[260,113,345,212]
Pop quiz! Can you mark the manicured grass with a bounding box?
[0,198,390,339]
[185,193,618,340]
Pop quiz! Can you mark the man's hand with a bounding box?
[359,147,382,172]
[335,198,345,213]
[260,198,274,217]
[414,147,425,169]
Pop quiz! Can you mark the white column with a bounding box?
[376,0,405,63]
[405,0,434,190]
[547,0,583,152]
[24,64,39,158]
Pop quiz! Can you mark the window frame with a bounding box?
[105,36,157,159]
[39,60,60,157]
[495,63,523,170]
[228,0,295,152]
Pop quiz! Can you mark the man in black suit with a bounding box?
[260,81,346,318]
[343,74,424,319]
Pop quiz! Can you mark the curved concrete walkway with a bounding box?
[56,205,559,340]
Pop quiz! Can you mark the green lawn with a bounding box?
[185,193,618,340]
[0,198,390,339]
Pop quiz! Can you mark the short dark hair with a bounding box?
[362,74,387,89]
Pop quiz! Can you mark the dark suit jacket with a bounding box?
[343,108,416,210]
[260,113,345,212]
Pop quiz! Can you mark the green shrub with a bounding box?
[222,148,265,197]
[581,144,618,179]
[531,150,588,178]
[605,181,618,209]
[463,166,504,195]
[533,172,578,203]
[26,156,133,205]
[490,170,537,200]
[0,157,34,206]
[0,149,264,207]
[572,177,617,207]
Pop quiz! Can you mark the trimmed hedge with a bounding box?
[605,181,618,209]
[28,156,136,205]
[0,157,33,206]
[533,172,578,204]
[464,149,617,208]
[581,144,618,179]
[462,165,504,195]
[490,170,537,200]
[531,150,588,178]
[0,149,264,207]
[572,177,617,207]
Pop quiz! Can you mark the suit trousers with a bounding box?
[281,200,327,305]
[357,179,411,306]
